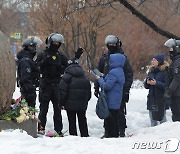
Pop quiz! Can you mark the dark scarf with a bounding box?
[49,43,61,52]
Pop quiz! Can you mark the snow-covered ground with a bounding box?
[0,81,180,154]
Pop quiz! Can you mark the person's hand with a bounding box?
[61,106,65,110]
[75,48,84,59]
[27,92,36,102]
[94,91,99,98]
[24,84,36,92]
[164,88,172,99]
[95,75,100,80]
[99,73,104,77]
[147,78,156,85]
[94,81,99,98]
[34,79,39,87]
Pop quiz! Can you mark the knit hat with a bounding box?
[153,54,164,65]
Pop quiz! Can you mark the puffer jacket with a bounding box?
[98,53,125,109]
[144,61,170,110]
[96,48,133,95]
[59,63,91,111]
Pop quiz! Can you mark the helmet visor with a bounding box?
[32,37,43,46]
[164,38,176,48]
[176,40,180,46]
[51,34,64,44]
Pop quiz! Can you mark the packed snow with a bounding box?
[0,81,180,154]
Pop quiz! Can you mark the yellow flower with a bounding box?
[16,115,26,123]
[20,109,25,115]
[23,107,29,114]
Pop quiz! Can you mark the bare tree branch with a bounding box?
[137,0,148,7]
[115,0,180,39]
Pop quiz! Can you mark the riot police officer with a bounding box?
[164,38,180,122]
[95,35,133,137]
[17,37,42,107]
[37,33,68,135]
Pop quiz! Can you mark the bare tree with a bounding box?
[28,0,115,69]
[114,0,180,39]
[0,0,20,35]
[26,0,180,77]
[81,0,180,39]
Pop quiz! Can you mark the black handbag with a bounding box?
[151,97,165,121]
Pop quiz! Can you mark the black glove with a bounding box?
[75,48,84,59]
[94,91,99,98]
[123,92,129,103]
[164,88,172,99]
[27,93,36,101]
[34,79,40,87]
[24,83,36,92]
[26,92,36,107]
[94,81,100,98]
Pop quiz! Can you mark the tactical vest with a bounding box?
[41,50,62,80]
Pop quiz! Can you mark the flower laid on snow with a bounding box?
[0,98,38,123]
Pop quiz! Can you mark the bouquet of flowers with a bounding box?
[0,97,38,123]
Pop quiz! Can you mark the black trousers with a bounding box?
[21,87,36,107]
[66,110,89,137]
[171,96,180,122]
[38,84,62,133]
[119,100,127,132]
[104,109,120,138]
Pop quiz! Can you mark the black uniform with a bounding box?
[95,48,133,136]
[17,50,39,107]
[166,54,180,121]
[37,48,68,134]
[59,62,91,137]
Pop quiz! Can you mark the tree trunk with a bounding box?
[0,31,16,115]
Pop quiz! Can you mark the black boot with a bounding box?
[55,131,64,137]
[120,132,125,137]
[119,129,125,137]
[101,131,109,139]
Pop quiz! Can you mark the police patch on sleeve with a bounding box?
[174,68,179,74]
[26,67,31,73]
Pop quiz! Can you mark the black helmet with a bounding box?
[45,33,64,45]
[22,37,43,48]
[105,35,122,47]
